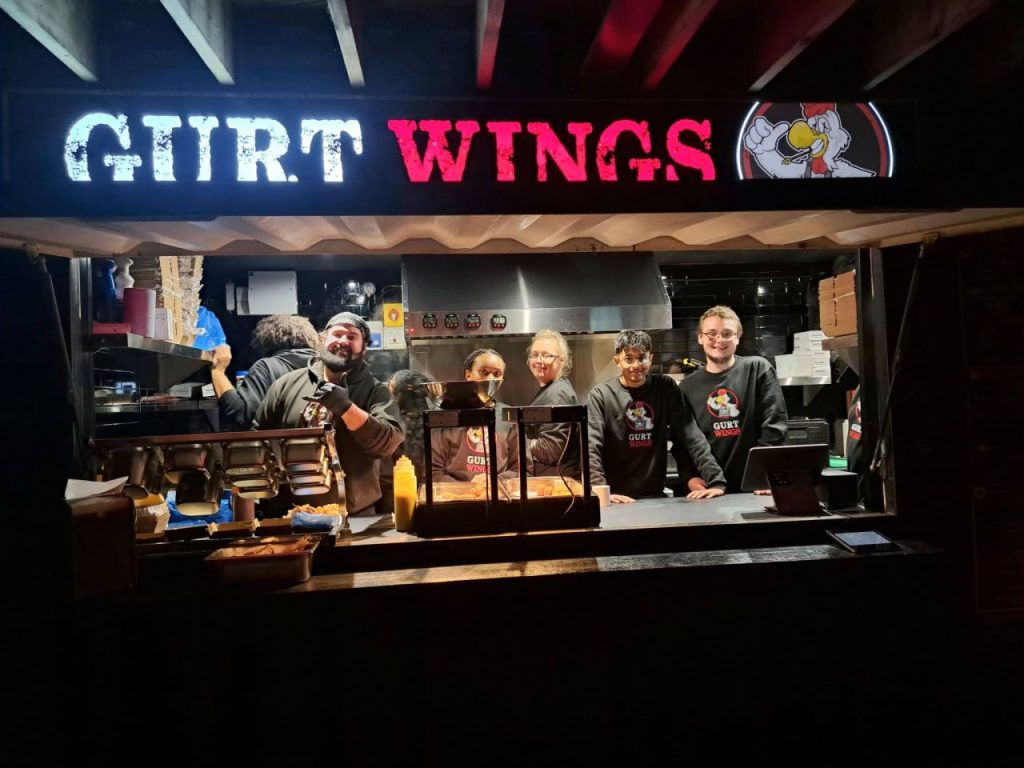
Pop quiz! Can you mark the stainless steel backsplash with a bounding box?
[409,334,620,406]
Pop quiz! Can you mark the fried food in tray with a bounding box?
[420,481,512,503]
[288,503,345,516]
[499,476,583,499]
[213,535,315,559]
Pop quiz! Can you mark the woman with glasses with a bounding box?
[525,330,581,477]
[680,305,788,492]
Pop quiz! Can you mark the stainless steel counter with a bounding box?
[344,493,868,548]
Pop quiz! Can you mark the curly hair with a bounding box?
[614,329,652,356]
[250,315,319,357]
[389,369,436,413]
[388,369,436,483]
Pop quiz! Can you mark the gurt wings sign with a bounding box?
[61,111,715,185]
[737,102,894,180]
[0,91,907,217]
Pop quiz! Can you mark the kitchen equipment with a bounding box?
[204,535,319,586]
[105,445,160,500]
[174,467,223,516]
[425,379,502,410]
[164,443,212,483]
[785,418,831,447]
[402,251,670,338]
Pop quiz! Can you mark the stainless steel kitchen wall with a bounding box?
[409,334,619,406]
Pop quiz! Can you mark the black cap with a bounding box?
[325,311,371,347]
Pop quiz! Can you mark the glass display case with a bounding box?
[416,402,600,537]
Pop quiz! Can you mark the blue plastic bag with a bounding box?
[191,305,227,351]
[166,489,233,527]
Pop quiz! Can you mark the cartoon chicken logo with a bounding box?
[737,102,893,180]
[706,388,741,419]
[625,401,655,432]
[466,426,487,452]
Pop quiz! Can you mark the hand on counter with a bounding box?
[686,476,725,500]
[611,494,635,504]
[754,489,773,496]
[686,487,724,500]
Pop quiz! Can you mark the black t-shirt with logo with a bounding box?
[430,404,520,482]
[587,374,725,498]
[846,386,866,473]
[680,356,788,492]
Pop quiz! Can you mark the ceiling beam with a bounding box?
[636,0,720,90]
[0,0,97,81]
[159,0,234,85]
[476,0,506,89]
[863,0,994,90]
[326,0,365,87]
[580,0,663,81]
[749,0,855,91]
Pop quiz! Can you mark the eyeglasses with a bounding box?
[701,331,738,341]
[620,355,651,365]
[528,352,561,362]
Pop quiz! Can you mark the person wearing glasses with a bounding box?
[588,329,725,504]
[680,305,788,493]
[525,330,581,477]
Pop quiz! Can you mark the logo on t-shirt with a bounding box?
[706,387,742,438]
[300,400,333,428]
[464,427,491,473]
[625,400,654,448]
[849,399,862,441]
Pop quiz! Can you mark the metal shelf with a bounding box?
[90,333,205,359]
[90,333,209,392]
[96,400,218,415]
[779,376,832,387]
[822,333,858,351]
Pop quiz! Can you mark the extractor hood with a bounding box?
[402,252,670,338]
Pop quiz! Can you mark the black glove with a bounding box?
[309,381,352,416]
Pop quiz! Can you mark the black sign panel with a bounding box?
[0,90,919,218]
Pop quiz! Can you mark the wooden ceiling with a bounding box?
[1,0,1019,98]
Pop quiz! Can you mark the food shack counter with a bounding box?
[136,493,894,591]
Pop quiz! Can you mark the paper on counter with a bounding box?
[65,476,128,502]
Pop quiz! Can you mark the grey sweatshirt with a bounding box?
[253,358,404,514]
[588,374,725,498]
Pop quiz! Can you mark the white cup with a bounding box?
[593,484,611,508]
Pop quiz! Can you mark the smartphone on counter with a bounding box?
[826,530,901,554]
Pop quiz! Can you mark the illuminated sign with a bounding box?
[65,113,364,182]
[62,113,715,185]
[736,102,894,180]
[0,92,914,218]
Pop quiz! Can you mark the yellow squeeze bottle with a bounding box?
[393,456,417,532]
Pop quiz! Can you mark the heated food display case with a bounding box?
[417,393,600,537]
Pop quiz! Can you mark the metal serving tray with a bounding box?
[204,535,319,586]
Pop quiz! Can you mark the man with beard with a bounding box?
[680,306,788,493]
[249,312,404,516]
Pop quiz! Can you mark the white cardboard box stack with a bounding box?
[775,331,830,379]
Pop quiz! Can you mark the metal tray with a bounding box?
[204,535,318,585]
